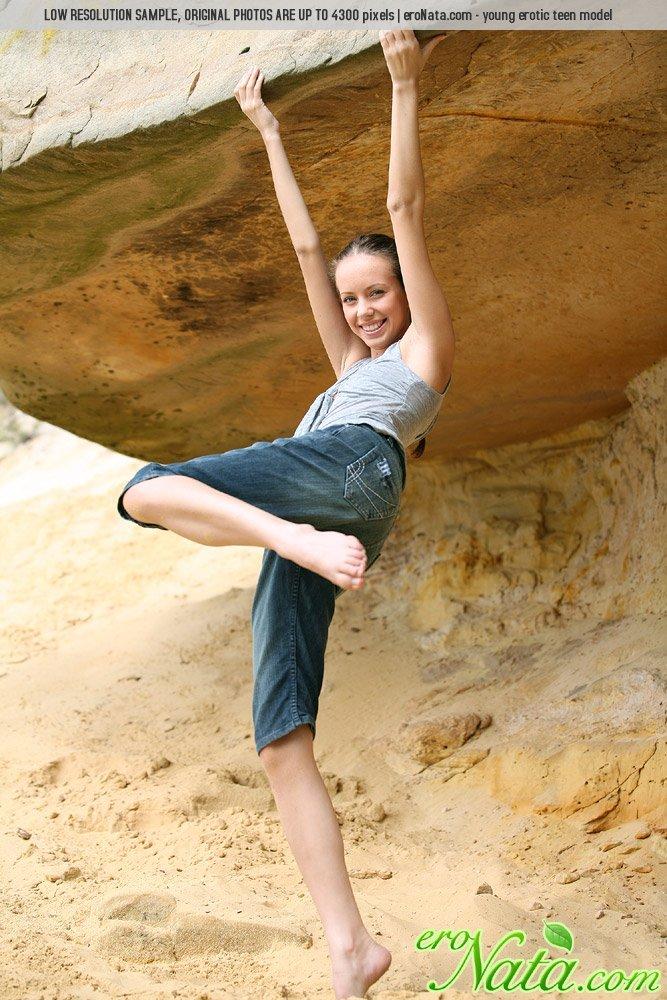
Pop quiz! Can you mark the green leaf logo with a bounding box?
[543,921,574,951]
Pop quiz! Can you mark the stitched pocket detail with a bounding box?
[344,445,400,521]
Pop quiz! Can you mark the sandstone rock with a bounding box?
[45,864,82,883]
[394,711,491,767]
[148,755,171,774]
[0,32,663,460]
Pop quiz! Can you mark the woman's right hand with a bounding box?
[234,67,279,137]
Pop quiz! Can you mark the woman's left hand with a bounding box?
[379,29,446,84]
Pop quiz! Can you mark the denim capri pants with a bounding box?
[116,422,406,754]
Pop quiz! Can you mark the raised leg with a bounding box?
[259,726,392,999]
[122,474,368,591]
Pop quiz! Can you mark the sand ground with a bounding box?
[0,373,665,998]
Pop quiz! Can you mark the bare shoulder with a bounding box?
[398,323,453,395]
[338,342,371,377]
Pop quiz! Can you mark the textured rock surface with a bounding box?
[375,356,666,636]
[0,29,664,460]
[368,356,666,828]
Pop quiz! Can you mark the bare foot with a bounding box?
[330,934,392,999]
[278,524,367,590]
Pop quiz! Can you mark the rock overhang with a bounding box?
[0,28,663,461]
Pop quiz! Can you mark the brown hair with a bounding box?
[330,233,427,460]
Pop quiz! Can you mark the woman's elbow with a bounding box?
[386,196,424,216]
[295,241,322,257]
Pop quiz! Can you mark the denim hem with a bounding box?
[255,716,316,755]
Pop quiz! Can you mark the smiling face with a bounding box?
[334,252,411,354]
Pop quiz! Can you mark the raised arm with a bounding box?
[234,68,357,378]
[380,31,455,392]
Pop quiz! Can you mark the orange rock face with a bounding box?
[0,30,663,461]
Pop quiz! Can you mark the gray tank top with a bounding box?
[292,338,451,454]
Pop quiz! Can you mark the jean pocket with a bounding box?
[344,444,400,521]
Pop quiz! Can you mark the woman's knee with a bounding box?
[122,479,163,522]
[122,473,194,522]
[258,724,315,773]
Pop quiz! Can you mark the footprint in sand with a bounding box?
[93,890,308,963]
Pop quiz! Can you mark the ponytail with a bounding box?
[409,437,427,460]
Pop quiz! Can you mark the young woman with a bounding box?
[116,30,454,1000]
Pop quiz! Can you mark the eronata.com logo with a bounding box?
[415,921,662,993]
